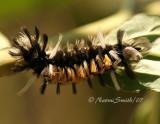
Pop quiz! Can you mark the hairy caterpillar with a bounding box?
[9,27,151,94]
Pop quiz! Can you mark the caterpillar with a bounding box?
[9,27,151,94]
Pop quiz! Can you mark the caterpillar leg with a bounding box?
[87,78,93,88]
[56,83,61,94]
[110,70,120,90]
[72,83,77,94]
[41,79,48,94]
[97,74,105,87]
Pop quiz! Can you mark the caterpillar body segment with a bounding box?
[10,27,151,94]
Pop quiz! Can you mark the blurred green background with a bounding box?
[0,0,160,124]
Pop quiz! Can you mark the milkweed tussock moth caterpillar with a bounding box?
[9,27,151,94]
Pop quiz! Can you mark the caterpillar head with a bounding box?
[116,29,151,79]
[123,46,143,62]
[123,37,151,63]
[116,30,151,63]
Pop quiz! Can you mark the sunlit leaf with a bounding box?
[101,14,160,92]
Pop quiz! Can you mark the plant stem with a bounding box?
[0,48,18,77]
